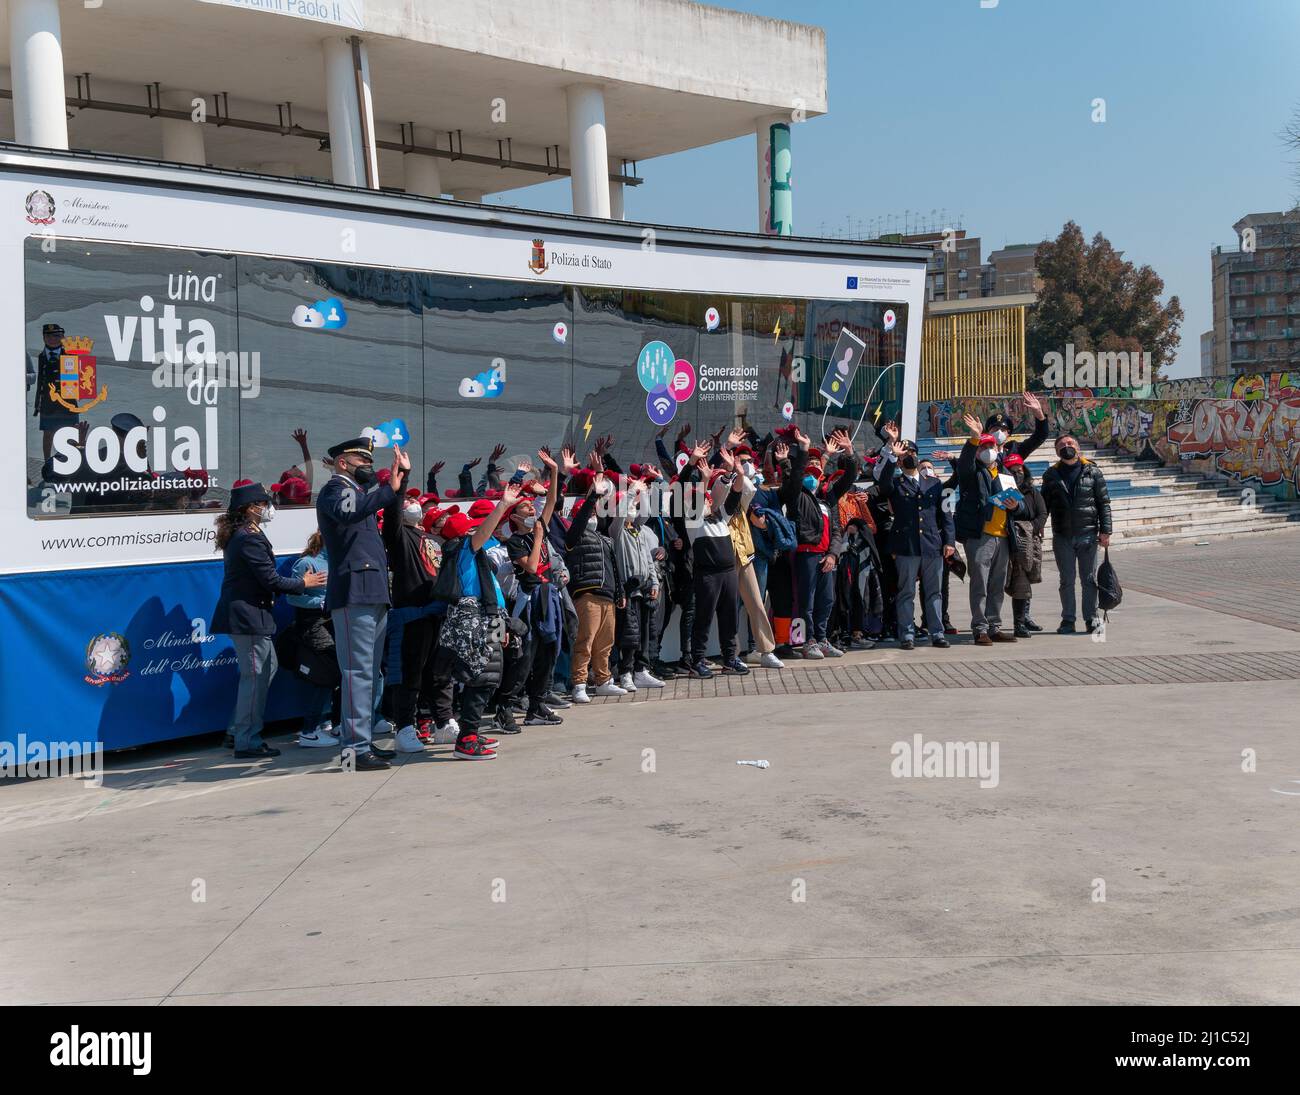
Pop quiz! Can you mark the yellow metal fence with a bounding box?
[920,302,1027,400]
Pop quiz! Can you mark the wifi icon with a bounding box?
[646,384,677,426]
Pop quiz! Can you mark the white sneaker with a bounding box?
[432,718,460,744]
[297,724,340,748]
[372,718,397,738]
[820,641,845,658]
[801,643,825,660]
[570,684,591,704]
[743,651,761,665]
[593,680,628,697]
[395,725,427,753]
[759,652,785,670]
[633,669,665,688]
[618,672,637,692]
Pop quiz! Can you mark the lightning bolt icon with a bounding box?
[873,404,883,424]
[583,412,593,442]
[773,318,782,343]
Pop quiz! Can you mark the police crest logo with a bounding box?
[84,633,131,686]
[528,238,548,275]
[25,188,56,225]
[50,335,107,414]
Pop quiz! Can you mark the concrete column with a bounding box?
[453,189,484,203]
[160,90,206,165]
[755,113,792,236]
[608,157,625,220]
[404,125,443,197]
[8,0,68,150]
[321,36,378,188]
[566,84,610,218]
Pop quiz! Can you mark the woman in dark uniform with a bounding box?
[213,482,326,759]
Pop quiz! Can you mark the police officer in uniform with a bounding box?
[316,436,409,771]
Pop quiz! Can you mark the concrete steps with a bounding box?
[917,435,1300,551]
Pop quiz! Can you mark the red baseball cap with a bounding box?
[421,507,448,532]
[467,498,496,520]
[1002,453,1025,469]
[441,511,474,539]
[977,433,997,447]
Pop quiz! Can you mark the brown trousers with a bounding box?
[572,593,616,687]
[737,559,776,654]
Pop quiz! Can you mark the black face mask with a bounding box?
[352,463,377,486]
[1058,446,1078,462]
[901,454,918,471]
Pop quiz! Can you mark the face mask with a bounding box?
[741,461,755,478]
[920,467,936,480]
[803,475,819,491]
[521,514,537,530]
[258,504,276,523]
[1059,446,1078,462]
[977,448,996,466]
[752,472,765,487]
[352,463,376,487]
[993,429,1009,445]
[901,454,918,471]
[402,503,422,526]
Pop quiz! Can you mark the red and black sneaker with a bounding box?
[453,734,497,761]
[415,718,433,745]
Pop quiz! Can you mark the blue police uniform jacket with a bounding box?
[878,458,955,558]
[316,473,397,610]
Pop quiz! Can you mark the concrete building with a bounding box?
[985,243,1040,297]
[0,0,826,227]
[1200,329,1214,377]
[1210,210,1300,376]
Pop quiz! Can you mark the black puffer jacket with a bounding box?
[563,490,617,599]
[1040,459,1112,538]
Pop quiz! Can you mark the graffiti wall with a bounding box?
[919,371,1300,500]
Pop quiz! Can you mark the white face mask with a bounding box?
[402,503,422,526]
[977,448,997,466]
[258,504,276,523]
[920,467,937,480]
[741,461,755,478]
[993,429,1009,445]
[520,514,537,530]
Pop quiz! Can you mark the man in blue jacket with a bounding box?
[878,428,955,650]
[317,435,409,770]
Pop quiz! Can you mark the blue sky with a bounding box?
[487,0,1300,378]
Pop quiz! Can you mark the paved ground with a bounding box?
[2,533,1300,1005]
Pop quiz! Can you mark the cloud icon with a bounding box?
[460,361,505,400]
[292,304,325,328]
[361,418,410,447]
[317,298,347,329]
[292,298,348,330]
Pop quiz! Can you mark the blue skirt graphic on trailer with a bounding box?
[0,558,310,752]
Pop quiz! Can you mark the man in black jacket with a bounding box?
[563,464,624,701]
[317,436,408,770]
[879,434,955,650]
[1039,434,1113,634]
[955,418,1024,645]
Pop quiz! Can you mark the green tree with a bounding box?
[1025,222,1183,388]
